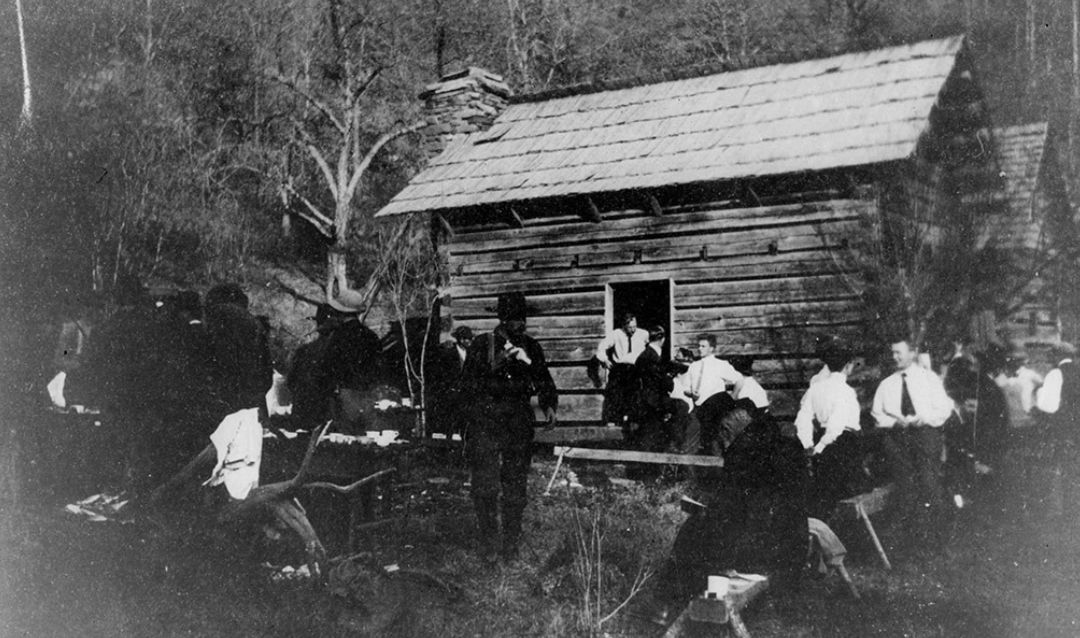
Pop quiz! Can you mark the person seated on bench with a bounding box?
[666,348,699,454]
[684,334,742,455]
[795,345,867,519]
[650,397,809,618]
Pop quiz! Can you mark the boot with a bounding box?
[500,507,523,561]
[475,498,500,563]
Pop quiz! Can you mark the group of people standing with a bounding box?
[53,284,274,491]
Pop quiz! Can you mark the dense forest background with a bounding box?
[1,0,1077,319]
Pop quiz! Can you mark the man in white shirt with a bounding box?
[596,313,649,426]
[997,351,1043,429]
[685,334,741,454]
[871,337,954,538]
[796,346,863,516]
[1035,343,1076,417]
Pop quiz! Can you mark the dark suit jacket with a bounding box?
[635,345,672,415]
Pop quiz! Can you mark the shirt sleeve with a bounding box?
[714,359,742,384]
[817,385,860,450]
[871,378,897,428]
[1037,368,1063,414]
[922,371,955,427]
[594,332,615,362]
[793,388,816,450]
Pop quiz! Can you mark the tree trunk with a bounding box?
[15,0,32,129]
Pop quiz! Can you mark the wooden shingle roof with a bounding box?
[976,122,1050,251]
[377,36,966,217]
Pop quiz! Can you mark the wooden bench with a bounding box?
[544,446,724,495]
[663,575,769,638]
[838,484,895,569]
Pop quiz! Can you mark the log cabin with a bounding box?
[975,122,1078,348]
[376,36,998,435]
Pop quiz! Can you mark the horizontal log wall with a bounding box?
[443,197,876,424]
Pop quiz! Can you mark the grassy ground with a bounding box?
[2,447,1080,638]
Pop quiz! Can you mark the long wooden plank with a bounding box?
[677,299,865,323]
[546,358,830,390]
[453,233,858,276]
[448,200,874,252]
[534,426,623,444]
[450,220,864,273]
[449,289,605,317]
[675,275,863,306]
[445,254,860,298]
[553,446,725,467]
[467,315,605,339]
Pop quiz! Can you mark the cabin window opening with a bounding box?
[607,279,674,361]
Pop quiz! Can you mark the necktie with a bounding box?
[900,372,916,417]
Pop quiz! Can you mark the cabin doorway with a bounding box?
[607,280,673,361]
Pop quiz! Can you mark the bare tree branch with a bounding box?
[271,71,346,133]
[344,120,426,202]
[281,181,334,236]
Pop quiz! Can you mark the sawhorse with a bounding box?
[838,484,894,569]
[663,576,769,638]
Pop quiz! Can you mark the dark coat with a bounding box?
[661,406,809,604]
[634,345,673,420]
[461,328,557,415]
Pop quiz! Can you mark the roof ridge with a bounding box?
[510,35,963,105]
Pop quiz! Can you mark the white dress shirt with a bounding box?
[871,364,954,428]
[733,375,769,409]
[794,371,861,451]
[1036,359,1072,414]
[670,371,695,411]
[686,356,741,406]
[595,328,649,365]
[997,366,1043,427]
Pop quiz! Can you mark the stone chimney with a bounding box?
[419,67,512,161]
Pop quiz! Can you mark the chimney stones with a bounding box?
[419,67,511,160]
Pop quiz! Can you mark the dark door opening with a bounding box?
[609,280,673,361]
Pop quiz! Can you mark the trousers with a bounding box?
[466,399,535,548]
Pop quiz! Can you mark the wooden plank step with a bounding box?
[553,446,725,467]
[534,427,623,444]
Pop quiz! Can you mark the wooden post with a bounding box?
[857,503,892,570]
[543,447,568,496]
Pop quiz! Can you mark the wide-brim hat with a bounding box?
[486,292,536,321]
[312,303,354,326]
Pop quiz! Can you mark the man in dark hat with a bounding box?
[461,291,557,561]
